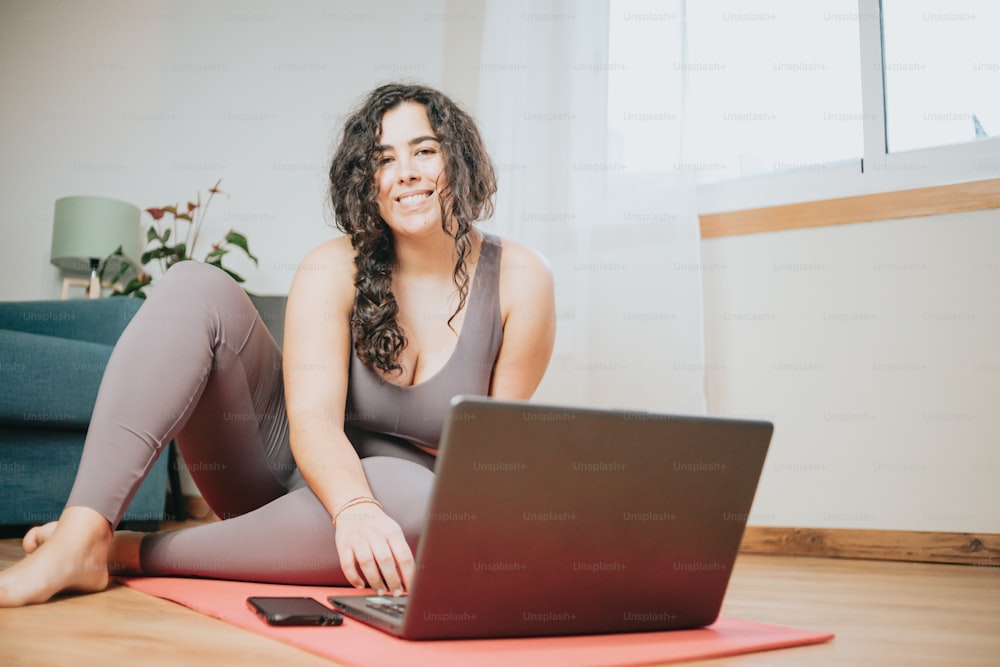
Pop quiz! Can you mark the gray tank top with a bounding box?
[344,233,503,449]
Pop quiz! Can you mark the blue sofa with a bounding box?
[0,298,168,528]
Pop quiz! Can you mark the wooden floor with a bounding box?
[1,529,998,666]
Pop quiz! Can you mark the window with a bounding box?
[882,0,1000,153]
[609,0,1000,212]
[684,0,863,184]
[607,0,686,173]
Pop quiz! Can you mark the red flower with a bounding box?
[187,201,199,213]
[146,207,166,220]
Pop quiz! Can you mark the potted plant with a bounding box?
[101,179,257,298]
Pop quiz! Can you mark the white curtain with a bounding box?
[475,0,706,415]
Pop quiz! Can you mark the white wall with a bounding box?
[0,0,452,299]
[702,209,1000,533]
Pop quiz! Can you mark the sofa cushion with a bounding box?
[0,427,168,525]
[0,298,142,347]
[0,330,112,429]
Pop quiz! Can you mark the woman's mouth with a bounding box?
[397,191,433,207]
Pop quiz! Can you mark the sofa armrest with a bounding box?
[0,298,142,346]
[0,330,114,428]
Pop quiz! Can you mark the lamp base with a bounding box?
[61,277,103,300]
[88,267,101,299]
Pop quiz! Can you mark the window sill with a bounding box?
[699,176,1000,238]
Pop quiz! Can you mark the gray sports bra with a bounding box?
[343,233,503,449]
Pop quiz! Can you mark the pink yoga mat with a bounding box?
[122,577,833,666]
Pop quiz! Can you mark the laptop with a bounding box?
[329,395,773,640]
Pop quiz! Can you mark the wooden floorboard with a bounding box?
[1,532,999,666]
[740,526,1000,565]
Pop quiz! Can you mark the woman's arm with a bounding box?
[489,239,557,400]
[283,237,414,595]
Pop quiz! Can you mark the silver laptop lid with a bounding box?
[399,396,773,639]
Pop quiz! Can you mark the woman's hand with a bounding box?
[334,503,415,596]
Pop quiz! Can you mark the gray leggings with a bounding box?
[65,261,435,584]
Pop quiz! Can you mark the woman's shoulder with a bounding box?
[288,234,355,304]
[489,234,554,317]
[294,235,355,279]
[490,234,552,282]
[301,233,353,264]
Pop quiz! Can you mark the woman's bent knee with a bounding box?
[155,261,243,300]
[143,262,254,330]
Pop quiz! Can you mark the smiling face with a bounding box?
[374,101,449,239]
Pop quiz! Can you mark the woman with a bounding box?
[0,83,555,606]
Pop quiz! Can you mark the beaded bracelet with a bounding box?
[332,495,383,527]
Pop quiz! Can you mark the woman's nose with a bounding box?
[396,156,419,182]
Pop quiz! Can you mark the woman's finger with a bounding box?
[354,546,389,594]
[368,541,402,595]
[337,542,367,589]
[387,534,415,594]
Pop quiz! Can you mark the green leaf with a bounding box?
[147,227,160,243]
[118,274,152,295]
[142,247,173,263]
[97,245,125,282]
[204,247,229,261]
[162,228,171,243]
[108,260,133,286]
[224,230,259,265]
[219,266,246,283]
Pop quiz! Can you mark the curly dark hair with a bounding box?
[328,83,497,375]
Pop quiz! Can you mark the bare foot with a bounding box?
[0,506,112,607]
[25,520,145,575]
[23,520,58,554]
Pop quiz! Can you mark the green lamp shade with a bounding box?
[50,196,142,277]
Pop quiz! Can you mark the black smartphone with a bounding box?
[246,596,344,626]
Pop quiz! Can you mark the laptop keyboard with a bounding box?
[365,596,409,618]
